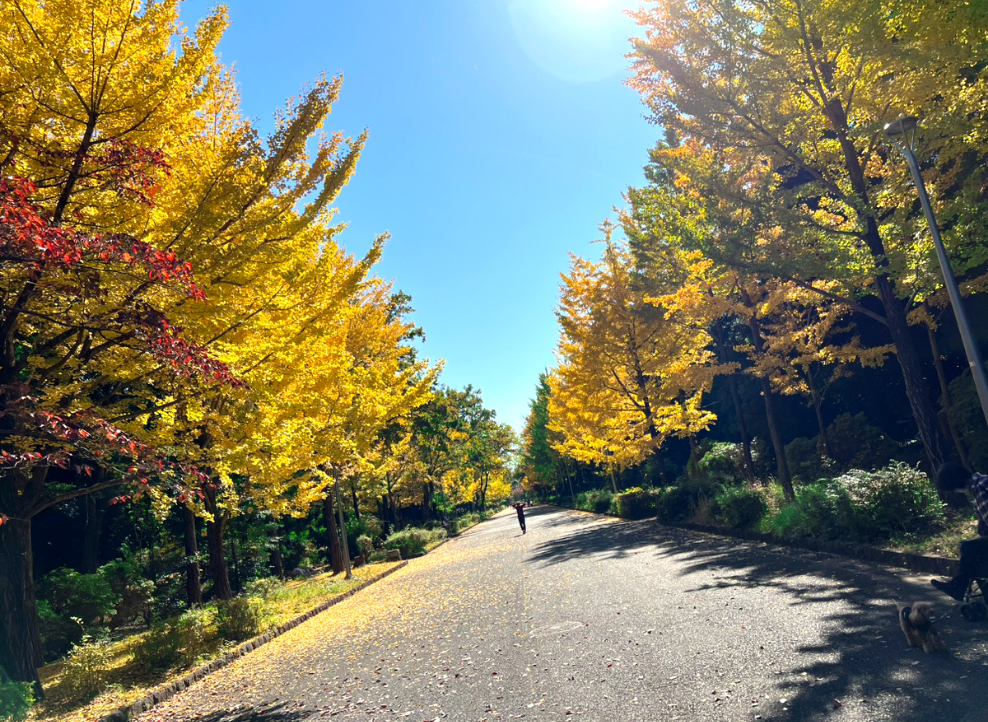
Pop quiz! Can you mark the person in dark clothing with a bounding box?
[512,501,527,534]
[930,463,988,601]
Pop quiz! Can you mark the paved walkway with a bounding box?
[140,506,988,722]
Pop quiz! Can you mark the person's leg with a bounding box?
[932,537,988,600]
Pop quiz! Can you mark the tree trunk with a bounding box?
[229,534,241,594]
[728,374,758,482]
[323,493,344,574]
[874,275,946,473]
[202,485,232,600]
[80,488,110,574]
[713,322,757,482]
[760,376,793,499]
[0,477,44,695]
[926,319,970,469]
[182,505,202,607]
[807,370,833,458]
[422,481,433,525]
[740,291,794,499]
[350,480,360,520]
[829,106,947,474]
[270,544,285,580]
[688,435,701,478]
[336,482,352,580]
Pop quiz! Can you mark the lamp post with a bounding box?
[885,116,988,429]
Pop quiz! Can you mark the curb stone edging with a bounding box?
[546,504,959,579]
[97,560,410,722]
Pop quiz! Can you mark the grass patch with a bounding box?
[881,514,977,558]
[28,561,402,722]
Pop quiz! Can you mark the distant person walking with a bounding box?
[512,501,527,534]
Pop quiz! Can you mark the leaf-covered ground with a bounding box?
[28,562,402,722]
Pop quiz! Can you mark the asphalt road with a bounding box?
[141,506,988,722]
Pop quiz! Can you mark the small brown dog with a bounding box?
[898,602,947,653]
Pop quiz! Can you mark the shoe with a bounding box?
[931,578,966,601]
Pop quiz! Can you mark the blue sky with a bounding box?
[180,0,656,433]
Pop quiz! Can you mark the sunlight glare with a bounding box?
[508,0,637,84]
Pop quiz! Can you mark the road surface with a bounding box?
[141,506,988,722]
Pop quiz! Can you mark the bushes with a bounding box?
[38,599,84,661]
[175,607,215,661]
[216,597,261,642]
[356,534,375,558]
[613,487,661,519]
[133,621,182,670]
[39,568,118,625]
[697,442,747,484]
[575,489,614,513]
[99,558,154,628]
[713,488,768,529]
[453,513,481,534]
[825,413,898,471]
[384,528,428,558]
[766,462,945,542]
[38,567,119,658]
[833,462,945,540]
[0,667,34,721]
[384,527,446,559]
[785,437,833,483]
[61,636,113,700]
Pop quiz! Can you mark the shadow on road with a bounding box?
[525,509,988,722]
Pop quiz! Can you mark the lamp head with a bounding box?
[884,116,919,138]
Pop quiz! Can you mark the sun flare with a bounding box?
[509,0,636,84]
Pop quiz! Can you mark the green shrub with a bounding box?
[245,577,282,600]
[713,488,768,529]
[833,462,945,541]
[764,482,856,539]
[133,621,182,670]
[99,558,154,628]
[654,478,722,525]
[0,667,34,721]
[38,599,83,661]
[825,413,898,471]
[384,527,431,558]
[697,442,746,484]
[61,636,113,699]
[654,486,694,524]
[39,567,118,626]
[785,437,834,483]
[453,513,480,533]
[356,534,374,558]
[575,489,614,513]
[764,462,943,542]
[216,597,261,642]
[613,487,661,519]
[176,607,215,663]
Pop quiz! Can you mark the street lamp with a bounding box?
[885,116,988,429]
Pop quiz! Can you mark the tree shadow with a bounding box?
[525,513,988,722]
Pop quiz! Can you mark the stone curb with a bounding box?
[549,504,959,578]
[98,560,410,722]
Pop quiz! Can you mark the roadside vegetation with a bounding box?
[553,439,977,560]
[25,564,401,722]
